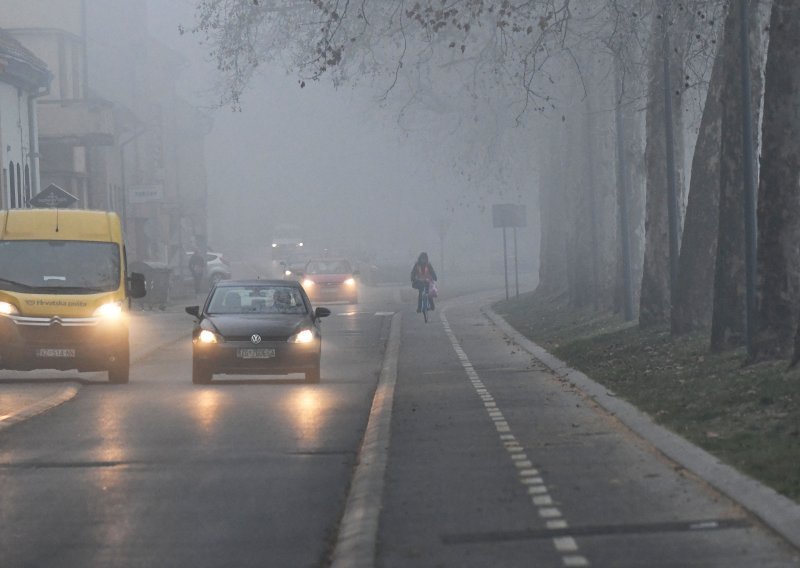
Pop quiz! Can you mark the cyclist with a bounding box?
[410,252,438,313]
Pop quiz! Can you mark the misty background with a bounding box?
[144,0,538,276]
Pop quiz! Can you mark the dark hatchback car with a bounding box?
[185,280,331,384]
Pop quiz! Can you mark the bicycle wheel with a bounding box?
[422,292,429,323]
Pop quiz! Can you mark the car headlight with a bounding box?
[93,301,123,319]
[303,279,315,288]
[0,301,19,316]
[344,278,356,286]
[285,270,292,277]
[272,243,278,248]
[197,329,219,344]
[288,329,315,344]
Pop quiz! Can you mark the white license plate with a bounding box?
[36,348,76,358]
[236,348,276,359]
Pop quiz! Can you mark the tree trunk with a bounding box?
[670,15,725,335]
[710,0,764,352]
[639,5,687,327]
[753,0,800,360]
[537,121,569,295]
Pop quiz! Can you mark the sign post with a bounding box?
[492,204,527,300]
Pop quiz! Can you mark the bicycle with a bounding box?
[420,283,430,323]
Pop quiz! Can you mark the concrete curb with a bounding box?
[330,312,402,568]
[482,305,800,551]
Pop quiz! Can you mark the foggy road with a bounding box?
[1,283,798,567]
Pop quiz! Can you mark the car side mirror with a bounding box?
[129,272,146,299]
[185,305,200,318]
[314,307,331,319]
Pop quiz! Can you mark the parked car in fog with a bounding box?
[185,250,232,288]
[300,258,359,304]
[186,279,331,384]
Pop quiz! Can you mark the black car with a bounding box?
[185,280,331,384]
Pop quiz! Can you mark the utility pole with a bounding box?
[119,128,147,234]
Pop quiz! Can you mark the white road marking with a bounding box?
[440,309,588,566]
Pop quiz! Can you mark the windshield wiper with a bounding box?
[0,277,36,291]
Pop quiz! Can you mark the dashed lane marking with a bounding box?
[440,309,590,567]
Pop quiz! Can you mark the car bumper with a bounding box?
[0,316,129,372]
[193,339,320,375]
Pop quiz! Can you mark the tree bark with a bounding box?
[753,0,800,360]
[670,15,725,336]
[639,5,687,327]
[710,0,764,352]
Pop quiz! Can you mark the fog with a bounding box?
[143,0,539,278]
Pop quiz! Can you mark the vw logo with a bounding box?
[251,334,262,344]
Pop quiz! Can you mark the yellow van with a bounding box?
[0,209,146,383]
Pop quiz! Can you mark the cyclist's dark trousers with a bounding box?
[413,280,435,311]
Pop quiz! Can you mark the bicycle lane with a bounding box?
[0,308,191,432]
[377,293,799,567]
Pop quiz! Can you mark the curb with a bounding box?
[482,305,800,552]
[330,312,402,568]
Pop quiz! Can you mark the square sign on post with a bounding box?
[492,204,526,299]
[492,203,527,228]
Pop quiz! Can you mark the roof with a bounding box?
[0,28,51,92]
[215,279,302,288]
[0,209,122,242]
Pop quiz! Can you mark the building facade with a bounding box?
[0,29,50,209]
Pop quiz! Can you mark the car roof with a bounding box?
[215,279,300,288]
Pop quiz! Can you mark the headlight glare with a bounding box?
[94,301,123,318]
[289,329,315,344]
[284,270,292,276]
[302,279,315,287]
[344,278,356,286]
[198,329,218,344]
[0,301,18,315]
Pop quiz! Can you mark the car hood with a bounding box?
[305,274,349,284]
[205,314,309,338]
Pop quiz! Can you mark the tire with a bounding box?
[305,364,321,384]
[192,360,213,384]
[107,347,130,384]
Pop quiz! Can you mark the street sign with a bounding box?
[30,184,78,208]
[492,203,527,228]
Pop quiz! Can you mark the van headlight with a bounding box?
[0,301,18,316]
[288,329,315,344]
[197,329,219,344]
[94,301,123,319]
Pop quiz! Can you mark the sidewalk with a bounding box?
[0,307,191,432]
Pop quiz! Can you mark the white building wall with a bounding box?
[0,83,35,208]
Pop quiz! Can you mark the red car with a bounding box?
[301,258,359,304]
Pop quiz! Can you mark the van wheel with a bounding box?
[305,365,320,384]
[108,349,130,384]
[192,361,213,384]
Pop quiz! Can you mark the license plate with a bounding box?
[36,348,76,358]
[236,348,276,359]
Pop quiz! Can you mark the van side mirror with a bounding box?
[185,306,200,318]
[129,272,146,299]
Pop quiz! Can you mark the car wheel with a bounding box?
[192,361,213,384]
[107,348,130,384]
[305,365,321,384]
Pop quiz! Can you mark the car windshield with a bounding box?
[207,285,308,315]
[305,260,352,275]
[0,240,121,294]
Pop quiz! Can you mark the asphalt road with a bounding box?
[1,279,798,567]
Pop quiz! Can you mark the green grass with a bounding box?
[494,290,800,501]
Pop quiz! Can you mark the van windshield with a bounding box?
[0,240,121,294]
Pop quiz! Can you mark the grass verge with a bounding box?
[494,289,800,502]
